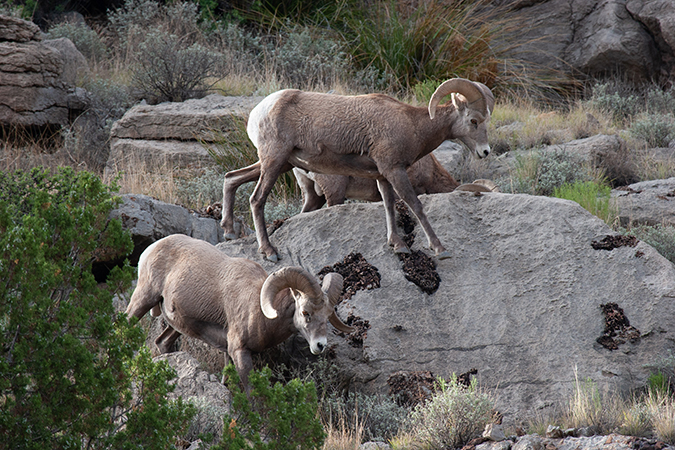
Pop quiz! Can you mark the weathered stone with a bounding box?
[477,441,512,450]
[484,423,507,441]
[360,442,391,450]
[106,94,263,174]
[502,0,672,80]
[0,16,88,127]
[109,194,225,263]
[215,191,675,424]
[0,14,41,42]
[546,425,563,439]
[612,177,675,227]
[513,435,543,450]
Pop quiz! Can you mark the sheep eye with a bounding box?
[302,310,311,322]
[471,119,478,128]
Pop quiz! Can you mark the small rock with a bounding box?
[576,426,596,437]
[360,442,391,450]
[484,423,507,441]
[513,435,543,450]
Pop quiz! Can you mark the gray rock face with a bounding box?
[109,194,226,263]
[0,15,88,127]
[504,0,674,81]
[612,177,675,227]
[106,94,263,174]
[216,191,675,423]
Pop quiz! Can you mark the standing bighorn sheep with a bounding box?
[220,78,494,262]
[125,234,353,384]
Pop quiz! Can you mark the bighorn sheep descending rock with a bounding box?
[221,78,494,262]
[125,234,353,384]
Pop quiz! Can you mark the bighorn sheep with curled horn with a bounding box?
[125,234,353,385]
[220,78,494,262]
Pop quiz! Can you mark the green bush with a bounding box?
[589,82,641,123]
[130,29,220,103]
[175,166,225,209]
[406,375,494,449]
[0,167,194,449]
[553,181,617,225]
[216,364,325,450]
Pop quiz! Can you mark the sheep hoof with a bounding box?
[266,253,280,263]
[394,246,411,255]
[436,250,451,260]
[224,232,237,241]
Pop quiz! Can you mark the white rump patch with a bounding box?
[247,90,286,149]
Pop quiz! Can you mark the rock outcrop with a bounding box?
[613,177,675,227]
[0,15,88,128]
[503,0,675,81]
[106,94,263,175]
[214,191,675,424]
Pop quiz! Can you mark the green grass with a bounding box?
[553,181,618,226]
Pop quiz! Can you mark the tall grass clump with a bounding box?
[342,0,502,92]
[563,370,623,434]
[404,375,494,449]
[553,181,618,225]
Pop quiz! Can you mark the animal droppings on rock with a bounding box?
[318,252,381,300]
[597,302,640,350]
[591,235,638,250]
[387,370,437,407]
[395,199,416,234]
[395,201,441,294]
[335,313,370,348]
[193,201,223,220]
[457,367,478,387]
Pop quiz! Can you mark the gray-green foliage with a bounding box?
[217,22,349,89]
[131,29,220,103]
[625,224,675,265]
[503,149,594,196]
[323,392,408,442]
[46,22,108,63]
[589,82,641,123]
[175,167,224,209]
[185,396,227,444]
[406,375,495,449]
[629,115,675,148]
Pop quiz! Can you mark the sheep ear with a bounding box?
[321,273,344,306]
[452,93,466,111]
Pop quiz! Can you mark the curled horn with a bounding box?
[260,267,322,319]
[322,272,355,334]
[428,78,488,120]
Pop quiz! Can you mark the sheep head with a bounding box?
[428,78,494,159]
[260,267,354,354]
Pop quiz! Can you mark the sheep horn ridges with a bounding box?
[428,78,488,120]
[260,266,323,319]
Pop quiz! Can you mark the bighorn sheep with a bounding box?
[125,234,353,384]
[292,154,499,213]
[220,78,494,262]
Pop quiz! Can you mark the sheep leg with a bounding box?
[125,282,160,319]
[295,168,326,212]
[249,159,293,262]
[376,178,411,254]
[228,347,254,388]
[386,169,450,259]
[221,162,262,240]
[154,325,181,354]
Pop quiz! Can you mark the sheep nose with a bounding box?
[316,342,326,353]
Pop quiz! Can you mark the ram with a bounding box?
[220,78,493,262]
[125,234,353,384]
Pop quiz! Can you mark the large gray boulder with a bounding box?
[106,94,263,175]
[503,0,674,81]
[216,191,675,423]
[0,15,88,127]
